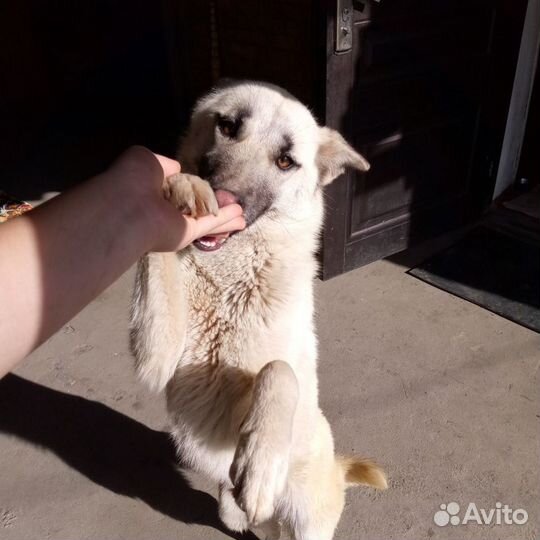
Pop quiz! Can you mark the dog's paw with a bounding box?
[219,485,249,532]
[230,431,289,526]
[163,173,218,218]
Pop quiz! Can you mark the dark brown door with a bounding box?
[321,0,528,279]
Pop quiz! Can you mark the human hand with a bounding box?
[109,146,246,252]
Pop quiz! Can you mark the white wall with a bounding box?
[493,0,540,199]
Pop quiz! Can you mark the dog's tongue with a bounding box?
[215,189,238,208]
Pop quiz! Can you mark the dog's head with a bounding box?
[180,81,369,228]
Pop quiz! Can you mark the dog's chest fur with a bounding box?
[178,227,316,373]
[165,226,318,470]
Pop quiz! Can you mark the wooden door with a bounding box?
[321,0,528,278]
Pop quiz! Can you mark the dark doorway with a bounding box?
[321,0,529,278]
[1,1,529,278]
[0,1,181,200]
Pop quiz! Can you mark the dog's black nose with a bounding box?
[198,155,214,180]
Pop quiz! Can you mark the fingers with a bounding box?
[205,216,246,235]
[153,153,181,177]
[188,204,246,241]
[209,203,244,227]
[151,194,245,252]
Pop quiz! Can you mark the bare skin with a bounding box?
[0,146,245,377]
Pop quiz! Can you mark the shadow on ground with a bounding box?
[0,374,257,540]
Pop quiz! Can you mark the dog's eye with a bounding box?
[217,117,237,138]
[276,154,294,171]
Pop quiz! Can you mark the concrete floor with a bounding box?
[1,259,538,540]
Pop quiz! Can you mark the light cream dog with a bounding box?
[130,81,387,540]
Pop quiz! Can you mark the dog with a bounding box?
[130,81,387,540]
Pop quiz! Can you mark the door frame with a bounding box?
[318,0,356,279]
[493,0,540,199]
[319,0,529,280]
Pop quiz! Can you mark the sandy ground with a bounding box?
[1,259,538,540]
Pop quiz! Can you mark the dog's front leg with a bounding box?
[130,253,188,391]
[130,173,217,391]
[230,360,299,526]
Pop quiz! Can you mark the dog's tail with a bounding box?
[337,456,388,490]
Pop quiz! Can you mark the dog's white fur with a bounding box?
[130,82,386,540]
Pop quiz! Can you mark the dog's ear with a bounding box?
[316,127,370,185]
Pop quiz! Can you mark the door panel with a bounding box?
[350,122,472,235]
[321,0,528,278]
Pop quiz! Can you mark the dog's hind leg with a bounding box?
[230,360,299,527]
[130,252,188,391]
[219,483,249,533]
[219,483,282,540]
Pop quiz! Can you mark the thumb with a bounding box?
[153,153,181,177]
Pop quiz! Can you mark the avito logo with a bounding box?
[434,502,528,527]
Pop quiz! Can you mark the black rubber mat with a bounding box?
[408,226,540,332]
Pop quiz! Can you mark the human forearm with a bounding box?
[0,147,244,376]
[0,157,156,372]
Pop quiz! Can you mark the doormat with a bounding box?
[408,226,540,332]
[503,185,540,220]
